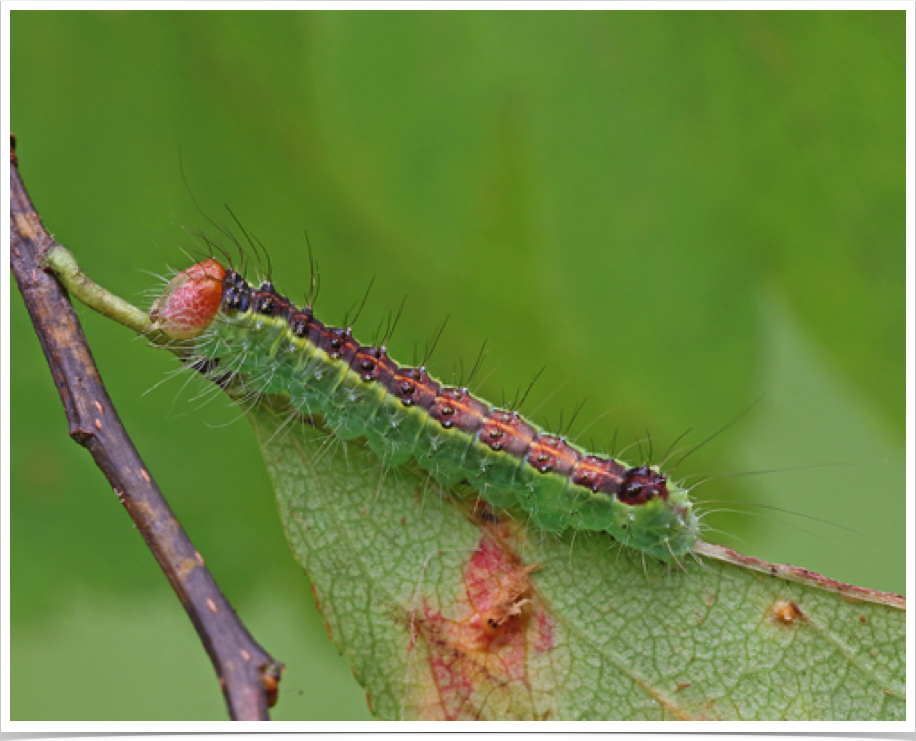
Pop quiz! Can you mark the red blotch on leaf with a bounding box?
[408,535,554,720]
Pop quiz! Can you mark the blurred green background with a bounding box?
[10,11,904,721]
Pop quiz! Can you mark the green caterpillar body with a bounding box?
[156,259,699,562]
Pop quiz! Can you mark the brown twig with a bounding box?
[9,134,283,721]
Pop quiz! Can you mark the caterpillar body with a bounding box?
[152,258,699,563]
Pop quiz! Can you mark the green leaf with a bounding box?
[248,401,904,721]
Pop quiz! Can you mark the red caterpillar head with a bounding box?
[150,259,226,339]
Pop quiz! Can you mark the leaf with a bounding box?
[248,401,905,721]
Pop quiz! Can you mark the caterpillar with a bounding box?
[151,257,700,564]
